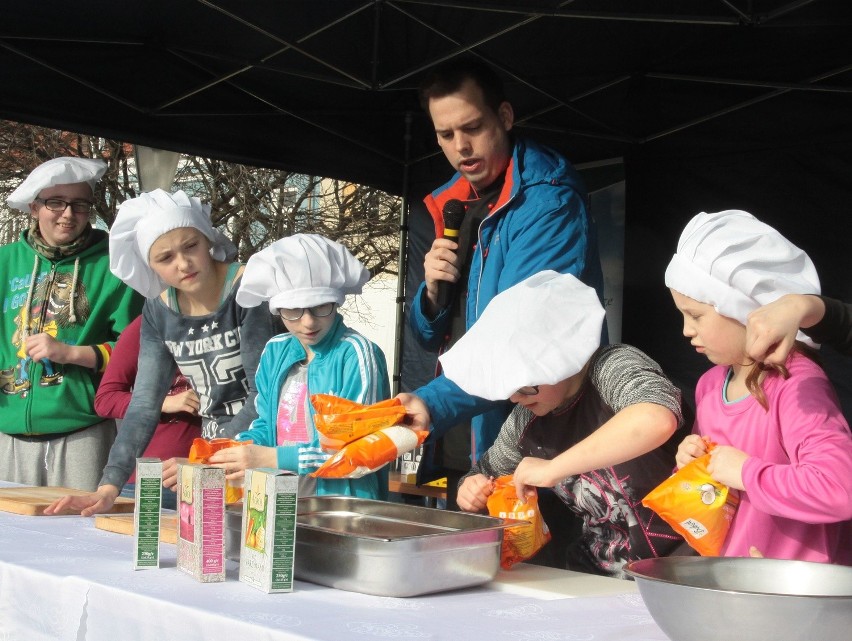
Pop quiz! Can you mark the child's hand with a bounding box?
[162,389,200,415]
[675,434,708,469]
[707,445,747,490]
[43,484,119,517]
[512,457,555,499]
[209,444,277,481]
[162,457,187,490]
[457,474,495,512]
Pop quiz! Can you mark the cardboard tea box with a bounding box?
[134,458,162,570]
[238,468,298,593]
[176,463,225,583]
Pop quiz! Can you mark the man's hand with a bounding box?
[457,473,495,512]
[423,238,461,315]
[394,393,432,431]
[44,484,120,517]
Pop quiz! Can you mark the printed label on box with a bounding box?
[177,463,225,583]
[134,458,162,570]
[239,468,298,593]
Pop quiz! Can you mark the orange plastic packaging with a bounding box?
[188,437,251,504]
[310,394,408,452]
[311,425,429,479]
[486,475,551,570]
[642,445,740,556]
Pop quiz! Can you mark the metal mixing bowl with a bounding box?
[625,556,852,641]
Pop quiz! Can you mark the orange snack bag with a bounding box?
[311,425,428,479]
[642,447,739,556]
[486,475,551,570]
[188,437,251,504]
[310,394,407,452]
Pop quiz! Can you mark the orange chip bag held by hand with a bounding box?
[486,475,551,570]
[310,394,408,452]
[189,437,251,504]
[642,446,739,556]
[311,426,428,479]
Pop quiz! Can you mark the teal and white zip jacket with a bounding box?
[236,313,390,499]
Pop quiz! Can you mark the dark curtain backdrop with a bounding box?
[623,137,852,421]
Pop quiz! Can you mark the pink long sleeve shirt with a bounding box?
[694,352,852,564]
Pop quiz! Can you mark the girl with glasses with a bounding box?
[207,234,391,500]
[46,189,279,516]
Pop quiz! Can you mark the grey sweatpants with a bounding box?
[0,419,116,491]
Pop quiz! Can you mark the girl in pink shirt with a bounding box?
[665,210,852,564]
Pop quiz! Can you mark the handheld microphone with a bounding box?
[437,199,466,309]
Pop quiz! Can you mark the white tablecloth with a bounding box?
[0,500,670,641]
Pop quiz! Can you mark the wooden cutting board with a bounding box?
[95,514,178,544]
[0,486,135,516]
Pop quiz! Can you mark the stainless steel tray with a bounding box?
[294,495,513,597]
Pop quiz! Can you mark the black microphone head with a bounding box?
[442,199,466,231]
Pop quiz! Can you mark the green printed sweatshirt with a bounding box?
[0,230,143,436]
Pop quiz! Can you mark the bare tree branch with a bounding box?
[0,121,401,285]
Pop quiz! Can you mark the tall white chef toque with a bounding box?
[236,234,370,313]
[665,210,820,345]
[109,189,237,298]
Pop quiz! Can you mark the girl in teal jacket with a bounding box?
[210,234,390,499]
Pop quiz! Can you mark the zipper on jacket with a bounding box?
[24,263,58,431]
[34,264,58,334]
[472,194,514,321]
[20,262,53,431]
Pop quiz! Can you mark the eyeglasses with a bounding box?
[36,198,94,215]
[515,385,539,396]
[279,302,336,321]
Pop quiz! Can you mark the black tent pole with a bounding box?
[391,111,413,396]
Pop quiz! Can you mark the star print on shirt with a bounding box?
[187,327,195,336]
[210,321,218,330]
[202,324,210,333]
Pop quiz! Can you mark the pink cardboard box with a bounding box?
[177,463,225,583]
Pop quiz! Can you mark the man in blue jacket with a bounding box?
[406,58,605,511]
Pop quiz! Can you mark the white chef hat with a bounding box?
[7,157,107,212]
[236,234,370,313]
[438,271,605,401]
[665,210,820,343]
[109,189,238,298]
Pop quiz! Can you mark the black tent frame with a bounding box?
[3,0,851,400]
